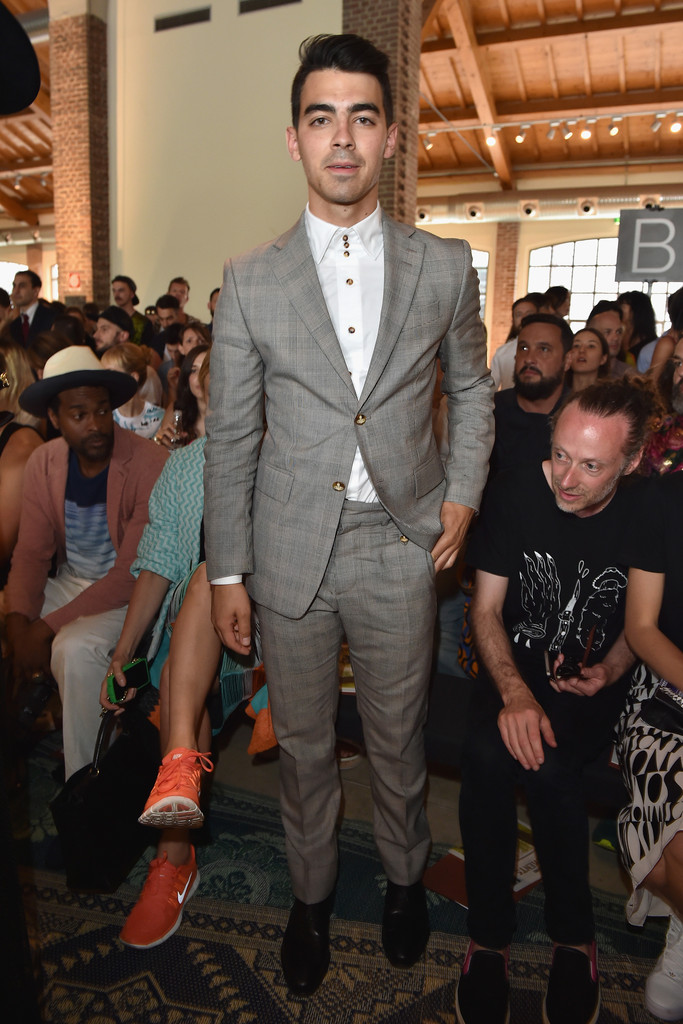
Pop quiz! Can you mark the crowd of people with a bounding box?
[2,30,683,1024]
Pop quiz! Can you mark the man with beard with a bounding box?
[456,378,657,1024]
[5,347,167,780]
[488,314,572,479]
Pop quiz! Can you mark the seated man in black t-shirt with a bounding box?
[455,379,658,1024]
[489,313,573,480]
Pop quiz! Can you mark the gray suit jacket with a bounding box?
[204,212,494,618]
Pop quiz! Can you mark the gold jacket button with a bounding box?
[399,535,409,543]
[354,413,366,425]
[332,481,345,491]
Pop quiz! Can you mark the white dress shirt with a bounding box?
[212,203,385,585]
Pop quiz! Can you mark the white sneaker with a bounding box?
[646,915,683,1021]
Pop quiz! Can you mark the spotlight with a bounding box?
[580,118,596,140]
[651,114,666,132]
[671,115,682,134]
[515,125,529,144]
[40,173,48,187]
[547,121,559,140]
[13,174,21,190]
[563,121,576,140]
[485,127,498,147]
[608,117,622,136]
[423,132,436,151]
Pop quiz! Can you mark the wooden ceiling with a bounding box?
[1,2,682,231]
[0,1,51,230]
[419,0,683,191]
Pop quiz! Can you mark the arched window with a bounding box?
[472,248,489,319]
[528,238,682,334]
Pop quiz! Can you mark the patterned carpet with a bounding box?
[14,735,671,1023]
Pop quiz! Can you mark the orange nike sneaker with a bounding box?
[138,747,213,828]
[120,847,199,948]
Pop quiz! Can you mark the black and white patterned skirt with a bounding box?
[616,662,683,925]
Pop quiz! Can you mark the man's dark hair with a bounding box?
[209,287,221,301]
[512,293,541,313]
[588,300,622,322]
[16,269,41,290]
[553,376,662,463]
[291,33,393,127]
[0,287,10,309]
[168,276,190,292]
[518,312,574,353]
[83,301,100,322]
[156,293,180,310]
[541,285,570,313]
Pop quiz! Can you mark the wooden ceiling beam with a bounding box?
[420,9,683,53]
[442,0,514,187]
[0,188,39,226]
[419,88,683,127]
[421,0,442,37]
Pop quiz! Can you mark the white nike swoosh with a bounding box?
[177,874,194,905]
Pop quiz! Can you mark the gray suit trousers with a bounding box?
[256,501,435,903]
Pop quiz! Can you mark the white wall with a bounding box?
[109,0,342,316]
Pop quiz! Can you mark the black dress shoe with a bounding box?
[281,892,334,995]
[382,880,430,967]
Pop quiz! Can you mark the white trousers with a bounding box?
[41,567,128,780]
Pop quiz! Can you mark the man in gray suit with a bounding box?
[204,34,493,994]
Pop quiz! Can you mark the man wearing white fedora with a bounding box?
[5,346,167,779]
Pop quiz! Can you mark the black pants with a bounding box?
[459,666,628,949]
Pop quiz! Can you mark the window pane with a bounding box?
[571,266,596,293]
[598,237,618,263]
[595,265,617,292]
[570,294,594,324]
[529,246,551,266]
[528,267,550,292]
[551,242,575,266]
[574,238,598,264]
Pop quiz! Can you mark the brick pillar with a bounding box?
[490,222,520,355]
[343,0,420,225]
[50,11,109,309]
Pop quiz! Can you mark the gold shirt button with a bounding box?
[354,413,366,425]
[348,326,355,334]
[346,278,353,285]
[342,234,349,241]
[399,535,409,543]
[332,481,345,491]
[343,251,350,258]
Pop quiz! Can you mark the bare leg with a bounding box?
[154,565,219,866]
[642,832,683,919]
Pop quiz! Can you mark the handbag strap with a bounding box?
[91,709,121,775]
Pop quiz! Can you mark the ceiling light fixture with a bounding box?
[608,117,622,136]
[547,121,559,140]
[563,120,576,140]
[671,115,682,134]
[515,124,529,144]
[651,113,666,132]
[40,173,48,187]
[485,127,498,147]
[423,131,436,151]
[13,174,21,190]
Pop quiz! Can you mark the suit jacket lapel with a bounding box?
[359,216,425,405]
[269,216,356,397]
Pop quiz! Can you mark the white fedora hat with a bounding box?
[20,346,138,417]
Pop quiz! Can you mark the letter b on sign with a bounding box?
[616,210,683,282]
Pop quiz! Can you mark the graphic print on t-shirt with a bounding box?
[513,553,627,653]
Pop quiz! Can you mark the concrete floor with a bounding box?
[213,714,632,901]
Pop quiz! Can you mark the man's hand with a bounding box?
[498,686,557,770]
[430,501,474,573]
[211,583,252,655]
[550,656,612,697]
[6,613,54,682]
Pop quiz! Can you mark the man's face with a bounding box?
[549,404,639,518]
[112,282,134,308]
[157,306,179,330]
[11,273,39,311]
[514,321,570,400]
[286,69,397,224]
[588,311,623,357]
[512,301,537,333]
[168,282,189,309]
[94,317,125,352]
[671,338,683,414]
[48,387,115,467]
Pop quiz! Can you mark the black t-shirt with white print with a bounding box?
[468,460,647,685]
